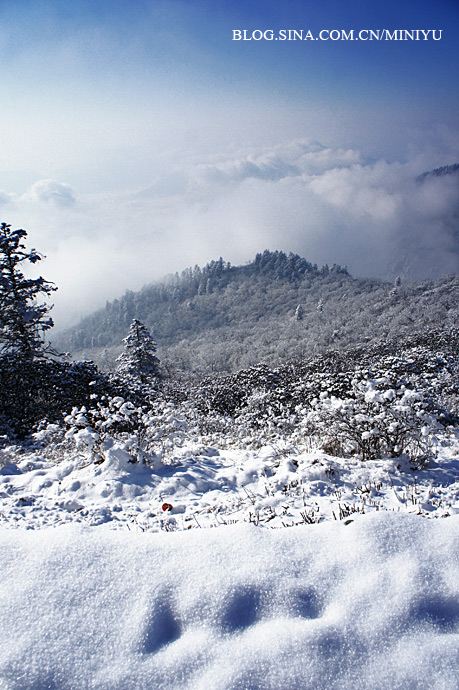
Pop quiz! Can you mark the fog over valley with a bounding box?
[2,141,458,329]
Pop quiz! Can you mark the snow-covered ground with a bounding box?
[0,513,458,689]
[0,436,458,531]
[0,432,458,689]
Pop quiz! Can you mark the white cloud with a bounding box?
[0,190,14,206]
[195,141,363,186]
[25,179,76,207]
[2,142,458,329]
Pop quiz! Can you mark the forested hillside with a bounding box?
[1,226,459,690]
[55,250,459,375]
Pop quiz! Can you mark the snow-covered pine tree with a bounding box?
[0,222,56,359]
[0,223,123,438]
[116,319,161,384]
[294,304,304,321]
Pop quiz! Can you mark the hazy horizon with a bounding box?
[1,0,458,328]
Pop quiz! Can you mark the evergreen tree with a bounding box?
[0,222,56,359]
[116,319,160,384]
[0,223,120,438]
[294,304,304,321]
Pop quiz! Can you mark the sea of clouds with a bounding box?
[1,139,458,327]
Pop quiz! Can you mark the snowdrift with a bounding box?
[0,513,458,690]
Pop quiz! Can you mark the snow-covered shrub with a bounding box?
[0,356,118,438]
[230,388,299,448]
[141,401,194,460]
[64,395,145,462]
[64,396,197,467]
[305,377,442,462]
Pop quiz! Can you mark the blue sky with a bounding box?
[2,0,457,95]
[0,0,458,189]
[0,0,458,323]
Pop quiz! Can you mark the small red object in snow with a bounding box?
[162,503,173,512]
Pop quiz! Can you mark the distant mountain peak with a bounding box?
[53,249,458,378]
[417,163,459,182]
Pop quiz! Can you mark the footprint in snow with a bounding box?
[142,590,181,654]
[292,586,322,620]
[221,585,261,633]
[409,596,459,633]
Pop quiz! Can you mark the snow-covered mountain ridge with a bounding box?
[54,250,459,375]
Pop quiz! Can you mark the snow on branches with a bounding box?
[116,319,161,385]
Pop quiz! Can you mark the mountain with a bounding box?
[54,250,459,376]
[417,163,459,182]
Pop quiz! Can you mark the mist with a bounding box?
[0,136,458,330]
[0,1,458,329]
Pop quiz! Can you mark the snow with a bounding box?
[0,437,457,530]
[0,513,457,689]
[0,428,457,687]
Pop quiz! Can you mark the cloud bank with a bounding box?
[26,179,76,207]
[1,140,458,329]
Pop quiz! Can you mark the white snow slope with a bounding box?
[1,439,458,530]
[0,513,458,690]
